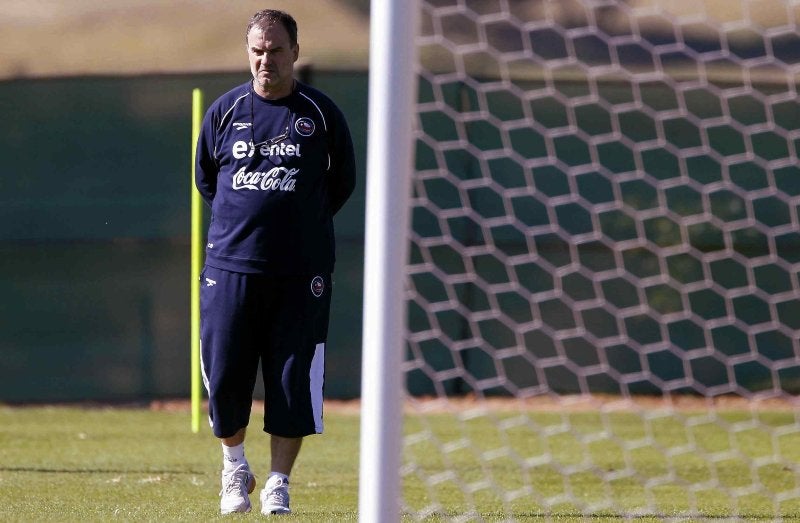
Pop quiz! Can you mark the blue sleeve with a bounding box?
[327,104,356,216]
[195,108,218,207]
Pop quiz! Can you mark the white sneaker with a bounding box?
[219,464,256,514]
[260,475,291,515]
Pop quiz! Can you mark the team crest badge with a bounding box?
[295,117,315,136]
[311,275,325,297]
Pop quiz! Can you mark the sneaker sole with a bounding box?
[221,504,251,515]
[262,507,291,515]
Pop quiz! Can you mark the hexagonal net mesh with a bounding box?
[401,0,800,519]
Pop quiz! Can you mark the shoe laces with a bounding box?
[221,464,252,496]
[265,478,289,505]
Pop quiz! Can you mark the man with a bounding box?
[194,9,356,516]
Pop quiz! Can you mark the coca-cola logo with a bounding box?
[232,166,298,191]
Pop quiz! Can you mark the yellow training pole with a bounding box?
[191,88,204,433]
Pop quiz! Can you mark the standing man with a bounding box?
[194,9,356,516]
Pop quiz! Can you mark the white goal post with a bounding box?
[362,0,800,520]
[359,1,419,522]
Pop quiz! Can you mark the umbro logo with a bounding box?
[233,122,252,131]
[205,278,217,287]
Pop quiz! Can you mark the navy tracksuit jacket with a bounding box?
[195,81,356,275]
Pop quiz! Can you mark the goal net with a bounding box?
[400,0,800,519]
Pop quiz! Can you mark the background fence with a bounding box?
[3,64,799,402]
[0,70,367,402]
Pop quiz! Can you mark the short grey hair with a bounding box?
[245,9,298,47]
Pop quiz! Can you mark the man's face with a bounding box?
[247,22,299,98]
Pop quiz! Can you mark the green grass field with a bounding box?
[0,405,360,521]
[1,404,799,521]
